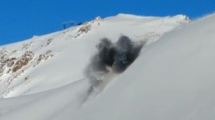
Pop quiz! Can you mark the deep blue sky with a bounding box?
[0,0,215,45]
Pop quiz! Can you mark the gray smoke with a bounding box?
[112,36,144,73]
[85,35,145,90]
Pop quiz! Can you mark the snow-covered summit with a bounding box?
[0,14,189,98]
[4,13,215,120]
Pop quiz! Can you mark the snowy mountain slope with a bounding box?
[59,14,215,120]
[0,13,198,120]
[0,14,188,98]
[1,12,214,120]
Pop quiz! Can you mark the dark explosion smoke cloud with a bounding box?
[85,35,145,87]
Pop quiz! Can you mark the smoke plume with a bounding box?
[85,35,145,91]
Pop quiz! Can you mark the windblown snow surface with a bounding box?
[0,13,214,120]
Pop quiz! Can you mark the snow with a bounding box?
[0,13,187,98]
[0,80,91,120]
[68,14,215,120]
[2,13,214,120]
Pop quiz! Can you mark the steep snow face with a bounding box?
[3,12,215,120]
[0,14,189,98]
[65,14,215,120]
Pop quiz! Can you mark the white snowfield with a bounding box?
[0,13,214,120]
